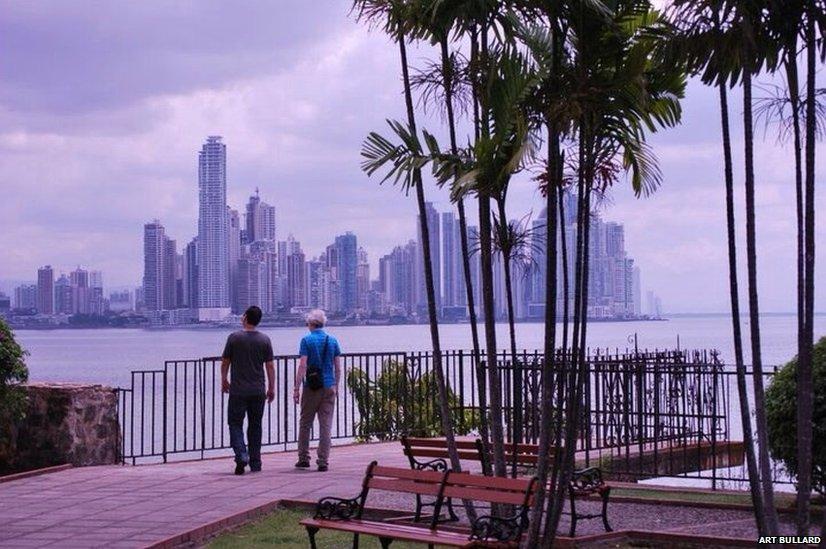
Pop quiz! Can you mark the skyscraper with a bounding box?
[143,220,177,311]
[228,207,241,312]
[54,274,72,314]
[70,267,90,314]
[245,189,276,243]
[356,247,370,311]
[335,232,358,313]
[183,238,198,309]
[37,265,54,314]
[13,285,37,310]
[416,202,441,315]
[197,136,230,318]
[441,213,457,308]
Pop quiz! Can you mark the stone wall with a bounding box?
[0,383,120,474]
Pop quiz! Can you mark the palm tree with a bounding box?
[350,0,471,516]
[537,2,685,542]
[408,0,492,465]
[668,0,784,535]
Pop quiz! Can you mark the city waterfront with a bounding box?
[16,313,824,388]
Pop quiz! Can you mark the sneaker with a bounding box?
[235,462,246,476]
[317,464,328,472]
[250,466,262,473]
[295,460,310,469]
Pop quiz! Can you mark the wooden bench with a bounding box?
[400,437,612,537]
[299,461,539,548]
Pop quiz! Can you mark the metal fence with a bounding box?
[116,348,785,488]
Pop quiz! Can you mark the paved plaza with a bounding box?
[0,441,790,548]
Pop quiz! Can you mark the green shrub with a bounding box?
[0,319,29,470]
[765,336,826,495]
[347,359,479,441]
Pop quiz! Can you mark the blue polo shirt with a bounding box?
[299,329,342,388]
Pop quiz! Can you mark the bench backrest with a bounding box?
[365,463,447,498]
[442,471,538,508]
[401,436,484,462]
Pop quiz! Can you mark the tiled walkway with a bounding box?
[0,442,786,548]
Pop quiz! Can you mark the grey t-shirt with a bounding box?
[222,330,274,396]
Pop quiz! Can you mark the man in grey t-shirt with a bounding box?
[221,306,275,475]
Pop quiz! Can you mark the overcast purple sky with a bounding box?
[1,1,823,313]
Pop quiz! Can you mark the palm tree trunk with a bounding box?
[743,68,781,535]
[718,79,767,533]
[478,23,508,480]
[439,35,490,460]
[527,125,560,546]
[397,30,476,521]
[798,11,817,536]
[497,198,523,456]
[544,134,590,544]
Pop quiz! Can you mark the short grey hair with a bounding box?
[306,309,327,328]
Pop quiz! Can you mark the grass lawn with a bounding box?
[206,508,432,549]
[611,487,811,510]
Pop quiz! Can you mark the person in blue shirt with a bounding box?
[293,309,341,471]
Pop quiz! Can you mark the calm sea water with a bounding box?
[14,313,825,388]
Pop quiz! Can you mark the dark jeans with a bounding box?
[227,393,266,469]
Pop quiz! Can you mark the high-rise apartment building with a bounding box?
[356,247,370,311]
[236,258,267,313]
[54,274,72,314]
[334,232,358,314]
[183,238,198,309]
[143,221,177,311]
[13,284,37,310]
[245,190,276,244]
[197,136,230,318]
[415,202,441,315]
[228,208,241,312]
[37,265,54,314]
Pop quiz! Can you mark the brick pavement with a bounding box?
[0,441,785,548]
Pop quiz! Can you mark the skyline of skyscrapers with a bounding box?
[5,136,655,324]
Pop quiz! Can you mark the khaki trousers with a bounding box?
[298,387,336,467]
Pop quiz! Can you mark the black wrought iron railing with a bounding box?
[116,348,784,488]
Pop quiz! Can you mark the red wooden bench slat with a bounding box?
[446,472,534,491]
[300,518,475,547]
[441,485,529,505]
[368,477,442,496]
[371,465,445,482]
[402,448,483,461]
[404,437,480,449]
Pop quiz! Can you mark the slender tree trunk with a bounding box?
[718,79,767,534]
[545,134,590,543]
[478,23,508,480]
[439,36,490,457]
[497,198,523,457]
[798,12,817,536]
[541,176,571,547]
[743,69,781,535]
[527,125,560,546]
[397,32,476,521]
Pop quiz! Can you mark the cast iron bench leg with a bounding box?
[353,532,360,549]
[601,489,612,532]
[568,488,578,537]
[379,536,393,548]
[305,526,319,549]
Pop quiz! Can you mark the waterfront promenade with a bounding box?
[0,442,797,548]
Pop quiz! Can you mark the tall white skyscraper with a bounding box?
[197,136,230,319]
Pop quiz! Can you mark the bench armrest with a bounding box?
[469,509,529,543]
[411,457,449,472]
[314,496,362,520]
[570,467,606,493]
